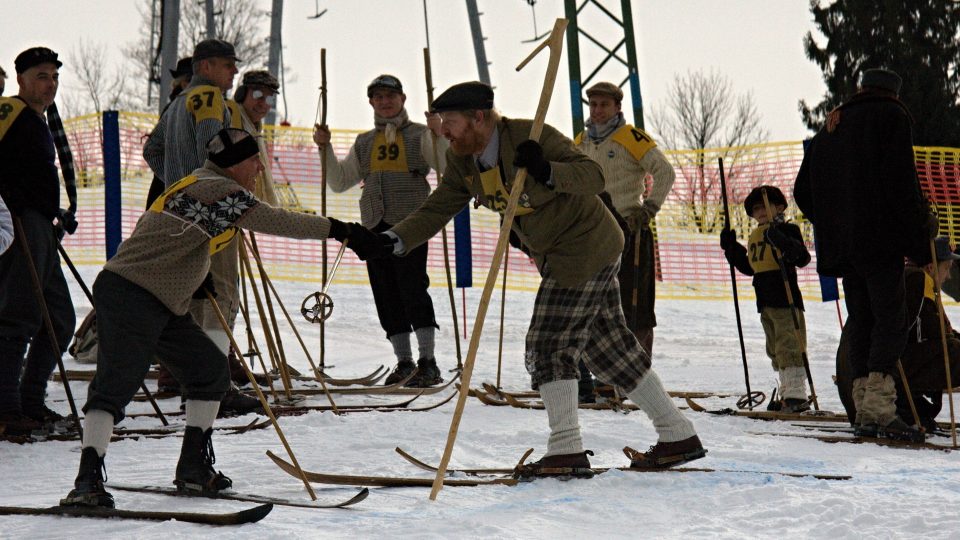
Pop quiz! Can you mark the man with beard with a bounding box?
[313,74,448,387]
[331,81,704,475]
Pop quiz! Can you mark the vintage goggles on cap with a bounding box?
[251,89,276,106]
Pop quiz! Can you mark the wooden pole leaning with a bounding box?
[496,248,509,389]
[760,188,820,411]
[424,47,464,371]
[318,48,330,373]
[238,259,280,402]
[238,234,292,399]
[429,18,569,501]
[717,158,758,410]
[896,359,924,432]
[249,233,295,392]
[927,239,958,447]
[204,289,318,500]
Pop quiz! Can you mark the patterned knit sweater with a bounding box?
[105,162,331,315]
[576,126,675,221]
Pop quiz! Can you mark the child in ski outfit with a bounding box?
[719,185,812,412]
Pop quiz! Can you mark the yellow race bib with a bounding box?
[610,124,657,162]
[747,225,780,273]
[149,175,238,255]
[0,97,27,141]
[225,100,245,129]
[184,85,226,124]
[478,166,534,216]
[369,131,409,173]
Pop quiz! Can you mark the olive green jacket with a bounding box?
[391,117,623,288]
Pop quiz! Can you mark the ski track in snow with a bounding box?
[3,265,960,539]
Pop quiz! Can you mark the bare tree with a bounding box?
[649,69,768,234]
[63,40,140,115]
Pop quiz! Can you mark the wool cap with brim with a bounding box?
[241,70,280,93]
[743,185,787,215]
[193,39,241,62]
[585,81,623,102]
[208,128,260,168]
[431,81,494,112]
[934,237,960,262]
[15,47,62,74]
[170,57,193,79]
[860,68,901,94]
[367,74,403,97]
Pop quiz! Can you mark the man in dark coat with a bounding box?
[794,68,933,441]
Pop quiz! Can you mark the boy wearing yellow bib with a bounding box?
[719,186,812,412]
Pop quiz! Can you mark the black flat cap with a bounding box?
[169,57,193,79]
[367,74,403,97]
[431,81,494,112]
[15,47,62,74]
[193,39,241,62]
[860,68,901,94]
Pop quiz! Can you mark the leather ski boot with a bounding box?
[175,426,233,494]
[513,450,595,481]
[627,435,707,469]
[384,359,416,385]
[782,398,811,413]
[156,365,180,395]
[61,447,115,508]
[408,357,443,388]
[0,411,42,436]
[857,416,925,443]
[218,384,263,417]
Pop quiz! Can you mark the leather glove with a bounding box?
[763,223,792,252]
[55,208,78,241]
[632,202,658,232]
[926,213,940,240]
[719,228,738,251]
[512,139,552,186]
[193,272,217,299]
[327,218,349,242]
[345,223,397,261]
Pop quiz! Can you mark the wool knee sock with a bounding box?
[627,371,697,442]
[415,327,435,360]
[82,409,114,457]
[389,333,413,363]
[185,399,220,431]
[539,379,584,456]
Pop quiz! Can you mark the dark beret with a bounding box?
[431,81,494,112]
[860,68,901,94]
[15,47,62,74]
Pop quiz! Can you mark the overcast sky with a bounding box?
[0,0,827,143]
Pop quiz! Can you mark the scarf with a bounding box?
[586,112,625,142]
[375,108,410,145]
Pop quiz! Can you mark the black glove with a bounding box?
[55,208,78,240]
[719,228,738,251]
[763,223,792,252]
[328,218,349,242]
[193,272,217,299]
[345,223,397,261]
[512,139,552,186]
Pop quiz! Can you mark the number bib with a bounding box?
[369,131,408,172]
[747,225,780,273]
[149,175,238,255]
[478,165,534,216]
[184,85,226,124]
[0,97,27,142]
[610,124,657,162]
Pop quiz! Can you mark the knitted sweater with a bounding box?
[104,162,331,315]
[576,125,674,222]
[143,75,232,187]
[321,111,448,228]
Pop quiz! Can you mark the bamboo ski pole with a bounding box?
[317,48,330,373]
[717,159,758,410]
[496,247,509,389]
[896,359,924,432]
[238,259,279,402]
[249,233,294,390]
[204,289,317,500]
[429,18,568,501]
[56,242,169,426]
[14,218,82,437]
[760,187,819,411]
[424,47,464,371]
[928,238,958,447]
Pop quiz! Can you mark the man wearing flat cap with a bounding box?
[62,127,351,508]
[572,81,675,402]
[145,56,194,208]
[795,68,935,442]
[313,74,448,387]
[143,39,260,414]
[0,46,79,435]
[333,81,704,476]
[227,70,281,206]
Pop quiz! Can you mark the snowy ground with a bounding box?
[3,264,960,539]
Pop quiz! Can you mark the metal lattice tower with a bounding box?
[563,0,643,133]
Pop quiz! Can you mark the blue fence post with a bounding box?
[454,206,472,288]
[101,110,121,260]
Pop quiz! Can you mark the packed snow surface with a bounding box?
[3,265,959,539]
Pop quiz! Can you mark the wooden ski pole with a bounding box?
[317,48,330,373]
[496,247,509,389]
[424,47,463,371]
[429,18,568,501]
[14,218,82,437]
[204,290,317,500]
[56,241,169,426]
[238,260,279,402]
[928,238,958,447]
[896,359,924,432]
[717,159,758,410]
[249,233,294,390]
[760,188,819,411]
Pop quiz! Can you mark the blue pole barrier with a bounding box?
[101,110,122,260]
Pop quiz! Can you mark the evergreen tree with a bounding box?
[800,0,960,146]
